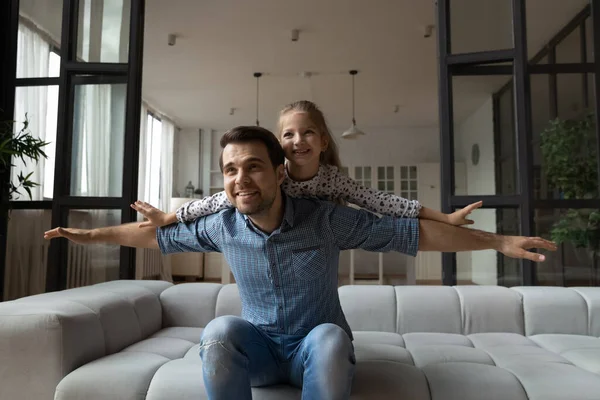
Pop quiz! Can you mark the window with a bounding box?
[377,166,395,193]
[12,24,60,201]
[354,166,371,188]
[144,112,163,207]
[400,166,418,200]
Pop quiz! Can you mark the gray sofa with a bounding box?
[1,280,600,400]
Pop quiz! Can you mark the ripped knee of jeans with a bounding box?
[199,340,231,376]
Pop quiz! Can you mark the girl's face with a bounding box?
[279,112,328,168]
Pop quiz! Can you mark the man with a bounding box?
[45,126,556,400]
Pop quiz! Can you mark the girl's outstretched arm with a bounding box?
[131,191,234,227]
[325,165,482,225]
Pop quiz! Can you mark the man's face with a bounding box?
[222,141,285,216]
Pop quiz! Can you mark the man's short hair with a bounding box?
[219,126,286,172]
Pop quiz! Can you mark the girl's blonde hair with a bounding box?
[277,100,342,169]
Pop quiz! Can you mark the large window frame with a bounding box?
[0,0,145,299]
[437,0,600,286]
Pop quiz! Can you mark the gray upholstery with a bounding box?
[2,281,600,399]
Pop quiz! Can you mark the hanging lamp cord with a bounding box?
[254,72,262,126]
[349,70,358,126]
[352,73,356,126]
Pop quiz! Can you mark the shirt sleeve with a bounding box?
[156,214,222,254]
[328,167,422,218]
[176,191,233,222]
[326,204,420,256]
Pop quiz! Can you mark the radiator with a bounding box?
[136,248,163,280]
[67,243,92,288]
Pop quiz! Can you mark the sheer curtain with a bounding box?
[137,102,149,209]
[4,23,52,300]
[13,22,50,200]
[159,118,174,281]
[135,105,174,282]
[70,84,120,286]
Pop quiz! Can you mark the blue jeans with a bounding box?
[199,315,356,400]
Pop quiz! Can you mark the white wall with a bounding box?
[174,128,201,197]
[336,127,440,166]
[455,97,497,285]
[177,126,441,196]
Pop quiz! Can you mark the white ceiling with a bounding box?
[142,0,589,132]
[20,0,591,133]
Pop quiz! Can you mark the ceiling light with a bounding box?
[341,70,366,139]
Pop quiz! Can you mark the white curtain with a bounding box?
[4,23,51,300]
[83,85,112,197]
[12,23,50,201]
[159,118,174,281]
[4,210,51,301]
[69,84,119,286]
[159,118,175,211]
[137,102,149,213]
[135,104,174,282]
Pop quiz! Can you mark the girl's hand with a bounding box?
[131,201,170,227]
[447,201,483,226]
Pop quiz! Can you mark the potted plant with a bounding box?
[0,114,49,200]
[540,111,599,284]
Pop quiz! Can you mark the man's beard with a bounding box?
[237,191,276,216]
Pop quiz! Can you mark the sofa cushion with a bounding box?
[403,332,473,348]
[338,285,397,332]
[215,284,242,317]
[151,327,204,343]
[55,352,170,400]
[145,359,207,400]
[350,361,430,399]
[410,345,494,368]
[530,334,600,374]
[0,300,105,400]
[513,287,589,336]
[354,343,414,364]
[183,344,202,362]
[92,280,172,297]
[468,332,539,348]
[503,362,600,400]
[456,286,524,335]
[352,331,405,347]
[573,287,600,337]
[423,362,528,400]
[395,286,462,334]
[160,283,223,328]
[123,337,196,360]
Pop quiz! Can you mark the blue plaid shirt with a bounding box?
[156,193,419,340]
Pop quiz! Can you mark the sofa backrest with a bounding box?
[161,283,600,336]
[15,280,171,354]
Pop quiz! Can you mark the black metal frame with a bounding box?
[0,0,145,295]
[0,0,20,301]
[437,0,600,286]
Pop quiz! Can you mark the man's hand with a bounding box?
[498,236,557,262]
[44,227,94,244]
[447,201,483,226]
[131,201,174,228]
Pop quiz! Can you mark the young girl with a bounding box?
[132,100,481,227]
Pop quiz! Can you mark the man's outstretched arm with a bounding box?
[418,219,556,262]
[44,223,159,249]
